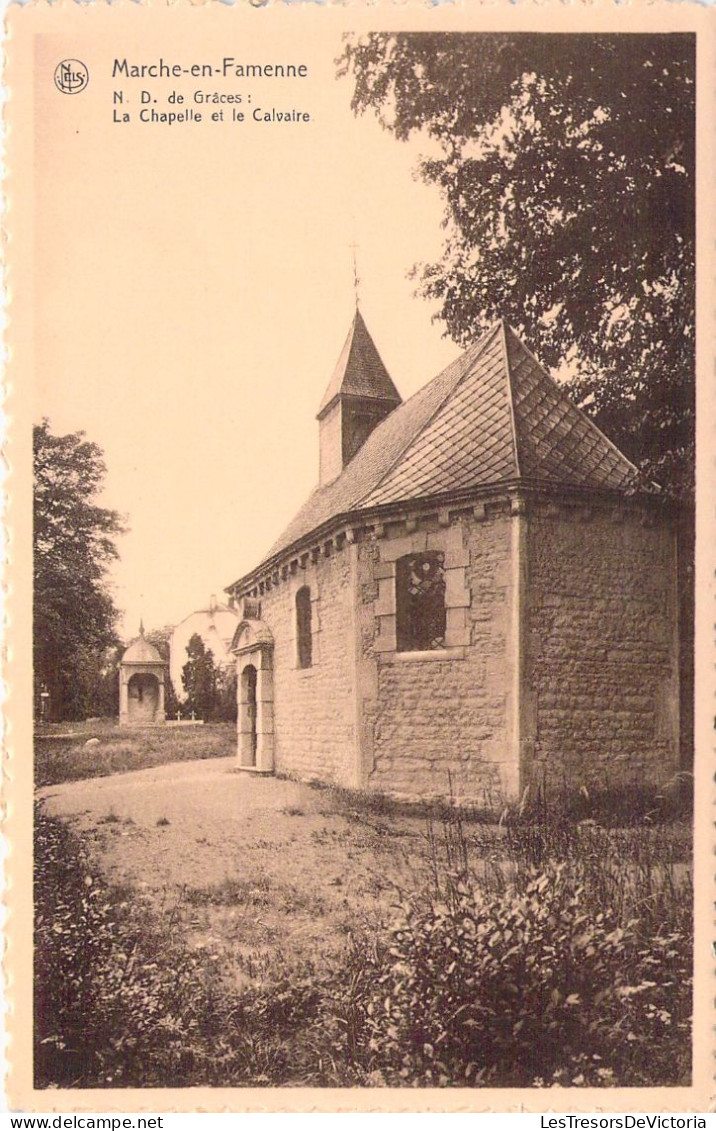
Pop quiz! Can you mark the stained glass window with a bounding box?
[396,551,446,652]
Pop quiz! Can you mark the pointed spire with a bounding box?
[316,307,403,485]
[139,618,145,638]
[317,308,401,420]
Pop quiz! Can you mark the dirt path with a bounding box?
[37,758,431,981]
[38,758,332,888]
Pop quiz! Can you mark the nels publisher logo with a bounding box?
[54,59,89,95]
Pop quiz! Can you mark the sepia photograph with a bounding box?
[5,3,711,1112]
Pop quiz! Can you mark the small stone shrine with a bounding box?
[119,622,167,727]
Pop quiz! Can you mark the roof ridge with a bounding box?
[503,323,642,481]
[353,321,503,510]
[501,319,522,481]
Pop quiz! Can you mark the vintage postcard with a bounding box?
[4,0,714,1113]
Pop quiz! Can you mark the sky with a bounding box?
[33,17,461,639]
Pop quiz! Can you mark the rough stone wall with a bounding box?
[365,511,516,804]
[525,504,679,791]
[258,549,358,786]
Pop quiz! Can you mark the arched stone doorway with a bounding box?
[231,617,274,774]
[239,664,258,766]
[127,672,160,725]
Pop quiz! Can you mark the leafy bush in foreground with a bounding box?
[343,864,691,1087]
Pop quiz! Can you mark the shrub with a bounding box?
[34,723,235,788]
[329,798,693,1089]
[349,866,631,1086]
[34,805,329,1087]
[34,805,218,1087]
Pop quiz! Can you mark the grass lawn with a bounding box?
[34,722,236,787]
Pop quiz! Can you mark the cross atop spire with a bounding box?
[349,238,360,307]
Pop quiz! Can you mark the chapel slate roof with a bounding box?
[231,319,642,586]
[316,308,402,418]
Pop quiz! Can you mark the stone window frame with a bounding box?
[374,524,470,662]
[288,569,322,671]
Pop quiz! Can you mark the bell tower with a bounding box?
[316,308,402,486]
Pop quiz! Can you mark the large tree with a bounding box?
[340,33,694,499]
[34,420,125,721]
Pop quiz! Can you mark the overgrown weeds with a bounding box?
[339,809,692,1087]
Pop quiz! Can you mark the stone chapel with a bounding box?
[225,311,680,804]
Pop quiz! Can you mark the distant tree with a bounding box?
[181,633,217,721]
[34,420,126,720]
[144,625,181,718]
[214,665,238,724]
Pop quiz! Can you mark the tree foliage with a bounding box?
[180,632,237,722]
[144,625,181,717]
[181,633,217,720]
[144,625,174,663]
[339,33,695,498]
[34,420,125,720]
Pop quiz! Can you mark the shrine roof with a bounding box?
[121,635,164,665]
